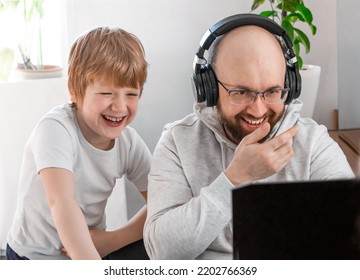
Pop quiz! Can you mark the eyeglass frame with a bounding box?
[217,79,289,105]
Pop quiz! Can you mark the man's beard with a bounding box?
[216,102,281,145]
[217,108,250,144]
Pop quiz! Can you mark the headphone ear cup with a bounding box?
[192,72,205,103]
[294,67,302,100]
[285,68,293,104]
[285,66,301,104]
[202,65,219,107]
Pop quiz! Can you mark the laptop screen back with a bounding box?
[232,179,360,259]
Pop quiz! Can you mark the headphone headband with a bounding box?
[200,14,288,50]
[192,13,301,107]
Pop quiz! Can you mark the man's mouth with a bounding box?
[242,117,265,125]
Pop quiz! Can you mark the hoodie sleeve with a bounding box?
[143,128,234,260]
[309,125,355,179]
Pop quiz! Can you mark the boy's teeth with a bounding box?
[104,115,122,122]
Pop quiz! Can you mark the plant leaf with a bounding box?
[293,2,313,24]
[281,20,295,42]
[0,47,14,81]
[276,1,296,13]
[294,27,310,53]
[293,38,300,56]
[251,0,266,11]
[296,54,303,70]
[309,23,317,35]
[283,12,304,23]
[0,0,18,11]
[259,10,277,17]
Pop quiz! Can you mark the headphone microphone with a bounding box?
[191,13,301,107]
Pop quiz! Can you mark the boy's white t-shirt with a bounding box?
[7,104,152,259]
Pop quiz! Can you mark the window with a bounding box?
[0,0,64,82]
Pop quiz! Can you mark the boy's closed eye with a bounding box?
[126,92,140,97]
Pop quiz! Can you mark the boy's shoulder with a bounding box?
[35,104,77,135]
[42,103,74,121]
[119,126,142,143]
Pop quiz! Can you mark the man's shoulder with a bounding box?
[296,117,327,131]
[295,117,329,141]
[164,112,199,131]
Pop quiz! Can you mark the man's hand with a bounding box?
[225,122,299,186]
[89,228,115,258]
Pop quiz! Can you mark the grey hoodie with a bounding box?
[144,100,355,260]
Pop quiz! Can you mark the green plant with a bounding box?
[0,0,18,80]
[0,47,14,80]
[250,0,317,69]
[0,0,44,73]
[18,0,45,70]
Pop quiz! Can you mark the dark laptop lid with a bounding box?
[232,178,360,260]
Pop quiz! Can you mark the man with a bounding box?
[144,14,354,260]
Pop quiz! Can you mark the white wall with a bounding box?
[303,0,338,128]
[337,0,360,129]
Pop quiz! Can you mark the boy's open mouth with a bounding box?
[102,114,125,127]
[103,115,123,123]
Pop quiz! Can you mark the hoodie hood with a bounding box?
[194,99,303,145]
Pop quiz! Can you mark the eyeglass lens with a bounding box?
[229,89,288,105]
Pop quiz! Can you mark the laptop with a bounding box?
[232,178,360,260]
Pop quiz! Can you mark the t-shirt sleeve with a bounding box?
[124,129,152,192]
[32,118,75,173]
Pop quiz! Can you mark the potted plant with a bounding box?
[0,0,17,81]
[250,0,316,70]
[0,0,62,80]
[250,0,321,118]
[16,0,62,79]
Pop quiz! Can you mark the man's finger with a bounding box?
[268,125,299,150]
[241,122,271,145]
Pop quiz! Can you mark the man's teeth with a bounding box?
[244,118,264,125]
[104,115,123,122]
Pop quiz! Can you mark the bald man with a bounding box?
[144,15,354,260]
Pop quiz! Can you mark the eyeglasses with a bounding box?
[217,80,289,105]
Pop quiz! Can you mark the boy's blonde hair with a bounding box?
[68,27,148,106]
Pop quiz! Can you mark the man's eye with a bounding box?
[266,89,280,95]
[233,90,249,95]
[101,92,112,96]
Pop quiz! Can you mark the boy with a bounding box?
[7,27,151,259]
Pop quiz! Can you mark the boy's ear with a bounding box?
[69,91,77,103]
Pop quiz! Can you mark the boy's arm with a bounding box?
[89,191,147,257]
[40,167,101,260]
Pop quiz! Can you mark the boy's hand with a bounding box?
[60,228,113,258]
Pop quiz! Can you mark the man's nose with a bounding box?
[246,94,268,117]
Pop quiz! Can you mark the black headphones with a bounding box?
[192,13,301,107]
